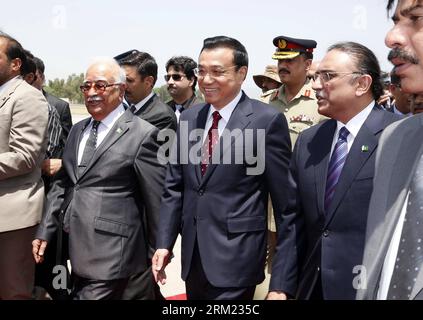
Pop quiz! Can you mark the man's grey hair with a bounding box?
[86,56,126,83]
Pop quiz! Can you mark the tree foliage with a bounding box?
[45,73,84,103]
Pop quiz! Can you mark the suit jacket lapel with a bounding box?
[77,112,130,180]
[135,93,156,116]
[314,120,336,215]
[325,108,382,225]
[199,93,251,188]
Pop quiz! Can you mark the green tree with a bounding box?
[45,73,84,103]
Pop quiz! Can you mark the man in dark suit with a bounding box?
[33,57,72,140]
[115,50,176,132]
[152,36,292,300]
[32,57,165,300]
[357,0,423,300]
[114,50,175,300]
[32,57,72,186]
[165,56,204,121]
[268,42,401,300]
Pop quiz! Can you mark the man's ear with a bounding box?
[356,74,372,97]
[11,57,22,73]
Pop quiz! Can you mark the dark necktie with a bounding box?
[324,127,349,212]
[387,154,423,299]
[201,111,222,176]
[124,102,136,113]
[175,104,184,113]
[78,120,101,176]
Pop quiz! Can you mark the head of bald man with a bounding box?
[81,57,127,121]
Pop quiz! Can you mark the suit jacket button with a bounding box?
[323,230,330,237]
[74,184,79,191]
[198,189,204,196]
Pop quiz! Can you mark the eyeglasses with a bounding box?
[311,71,363,83]
[195,65,238,79]
[164,74,185,82]
[79,81,121,93]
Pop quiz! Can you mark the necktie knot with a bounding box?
[175,104,184,113]
[92,120,101,131]
[212,111,222,126]
[338,127,349,141]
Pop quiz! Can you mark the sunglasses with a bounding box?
[80,81,121,93]
[164,74,185,82]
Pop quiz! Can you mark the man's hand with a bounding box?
[32,239,48,264]
[266,291,288,300]
[152,249,171,285]
[42,159,62,176]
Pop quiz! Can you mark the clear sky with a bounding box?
[1,0,394,98]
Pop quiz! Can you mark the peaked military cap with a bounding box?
[114,49,140,62]
[272,35,317,60]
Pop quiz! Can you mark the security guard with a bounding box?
[269,35,327,147]
[253,65,282,104]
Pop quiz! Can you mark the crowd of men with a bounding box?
[2,0,423,300]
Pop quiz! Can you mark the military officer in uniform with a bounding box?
[269,35,327,146]
[253,65,282,104]
[254,36,327,299]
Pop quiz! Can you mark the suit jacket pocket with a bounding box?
[94,217,129,237]
[227,216,266,233]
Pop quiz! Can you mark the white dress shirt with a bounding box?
[202,90,242,143]
[329,101,375,155]
[77,104,125,165]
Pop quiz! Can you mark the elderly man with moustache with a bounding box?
[32,57,165,300]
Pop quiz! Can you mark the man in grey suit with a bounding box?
[32,57,166,299]
[115,50,177,132]
[358,0,423,300]
[0,33,49,299]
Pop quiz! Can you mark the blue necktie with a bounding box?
[324,127,349,212]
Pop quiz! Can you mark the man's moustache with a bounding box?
[388,48,419,65]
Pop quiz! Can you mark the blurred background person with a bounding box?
[253,64,282,103]
[165,56,204,122]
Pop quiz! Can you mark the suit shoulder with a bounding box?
[131,113,158,133]
[381,108,404,125]
[384,114,419,136]
[180,103,207,121]
[45,92,69,106]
